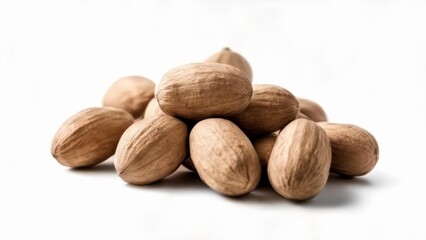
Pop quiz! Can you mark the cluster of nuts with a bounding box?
[51,48,379,201]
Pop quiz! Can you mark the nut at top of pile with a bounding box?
[205,47,253,82]
[103,76,155,118]
[156,62,252,120]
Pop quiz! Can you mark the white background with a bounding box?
[1,0,425,239]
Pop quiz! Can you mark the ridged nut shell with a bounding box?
[51,107,134,168]
[190,118,261,196]
[298,98,328,122]
[103,76,155,118]
[317,122,379,177]
[156,62,252,120]
[252,133,277,166]
[115,115,188,185]
[205,47,253,82]
[268,119,332,200]
[231,84,299,135]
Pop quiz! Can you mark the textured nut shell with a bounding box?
[231,84,299,135]
[252,133,277,166]
[205,47,253,82]
[115,115,187,185]
[190,118,261,196]
[268,119,332,200]
[51,107,134,168]
[317,122,379,176]
[156,62,252,120]
[298,98,328,122]
[103,76,155,118]
[143,98,165,118]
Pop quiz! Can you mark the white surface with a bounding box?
[1,0,426,239]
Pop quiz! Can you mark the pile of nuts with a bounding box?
[51,48,379,201]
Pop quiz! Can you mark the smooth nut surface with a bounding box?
[252,133,277,166]
[143,98,165,118]
[231,84,299,135]
[205,47,253,82]
[190,118,261,196]
[51,107,134,168]
[317,122,379,177]
[103,76,155,118]
[268,119,332,200]
[156,62,252,120]
[298,98,328,122]
[115,115,188,185]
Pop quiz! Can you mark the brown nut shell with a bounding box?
[190,118,261,196]
[205,47,253,82]
[156,62,252,120]
[252,133,278,166]
[143,98,165,118]
[231,84,299,135]
[268,119,332,200]
[298,98,328,122]
[115,115,188,185]
[51,107,134,168]
[317,122,379,177]
[103,76,155,118]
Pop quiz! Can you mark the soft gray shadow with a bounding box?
[126,167,207,191]
[68,157,116,175]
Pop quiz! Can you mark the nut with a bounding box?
[190,118,261,196]
[317,122,379,177]
[143,98,165,118]
[115,115,187,185]
[231,84,299,135]
[205,47,253,82]
[156,62,252,120]
[268,119,332,200]
[252,133,278,166]
[51,107,134,168]
[298,98,328,122]
[103,76,155,118]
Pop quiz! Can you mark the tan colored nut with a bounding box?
[231,84,299,135]
[298,98,328,122]
[190,118,261,196]
[297,112,310,120]
[317,122,379,177]
[115,115,187,185]
[268,119,332,200]
[205,47,253,82]
[143,98,165,118]
[51,107,134,168]
[103,76,155,118]
[156,62,252,120]
[252,133,278,166]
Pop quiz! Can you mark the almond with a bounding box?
[268,119,332,200]
[115,115,187,185]
[51,107,134,168]
[190,118,261,196]
[156,62,252,120]
[231,84,299,135]
[103,76,155,118]
[205,47,253,82]
[298,98,328,122]
[317,122,379,177]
